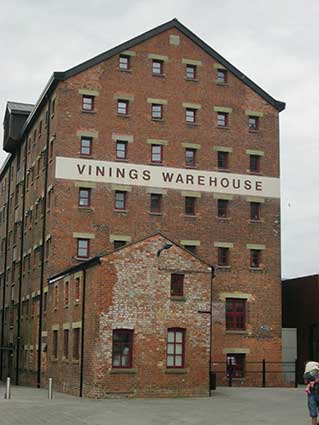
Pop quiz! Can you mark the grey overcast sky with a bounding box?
[0,0,318,279]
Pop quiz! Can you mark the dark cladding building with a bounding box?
[0,19,285,395]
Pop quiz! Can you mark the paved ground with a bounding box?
[0,384,309,425]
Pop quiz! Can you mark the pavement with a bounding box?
[0,384,309,425]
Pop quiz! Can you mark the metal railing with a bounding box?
[211,359,298,388]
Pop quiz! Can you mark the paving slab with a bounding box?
[0,384,308,425]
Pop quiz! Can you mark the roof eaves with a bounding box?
[48,255,101,284]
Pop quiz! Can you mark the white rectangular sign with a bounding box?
[55,157,280,198]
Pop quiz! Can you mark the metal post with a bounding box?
[5,377,11,399]
[48,378,53,400]
[295,358,298,388]
[262,359,266,387]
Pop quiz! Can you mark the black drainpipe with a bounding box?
[0,160,13,379]
[37,98,51,388]
[79,268,87,397]
[15,141,28,385]
[209,266,215,397]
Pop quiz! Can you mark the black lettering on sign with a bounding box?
[162,172,174,183]
[77,164,86,175]
[221,178,229,188]
[142,170,151,181]
[175,174,184,184]
[244,180,252,190]
[256,181,262,191]
[96,166,105,177]
[129,169,138,180]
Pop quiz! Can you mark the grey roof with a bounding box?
[22,18,285,137]
[7,101,34,114]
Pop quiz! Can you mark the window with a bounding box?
[79,188,91,207]
[216,69,227,83]
[43,292,48,312]
[217,199,229,218]
[250,202,261,221]
[152,60,163,75]
[112,329,133,368]
[151,104,163,120]
[184,245,197,254]
[249,155,260,173]
[218,247,229,266]
[227,353,245,378]
[167,328,185,368]
[64,281,69,306]
[217,151,229,169]
[119,55,130,70]
[80,137,92,156]
[116,141,127,160]
[217,112,228,127]
[82,95,94,111]
[248,116,259,131]
[150,194,162,213]
[185,108,196,124]
[185,197,195,216]
[226,298,246,330]
[171,274,184,297]
[51,99,56,116]
[114,240,126,250]
[72,328,80,360]
[117,99,129,115]
[250,249,261,268]
[74,278,80,302]
[77,239,89,258]
[151,144,163,163]
[115,191,126,210]
[53,330,58,359]
[185,149,196,167]
[63,329,69,359]
[54,285,58,309]
[39,120,42,136]
[186,64,196,80]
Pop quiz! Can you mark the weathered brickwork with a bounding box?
[0,20,284,394]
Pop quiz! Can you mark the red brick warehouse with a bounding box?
[0,18,285,395]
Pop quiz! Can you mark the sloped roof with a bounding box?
[48,232,213,283]
[22,18,285,137]
[7,101,34,114]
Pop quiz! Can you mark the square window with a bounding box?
[184,245,196,254]
[186,64,196,80]
[117,99,129,115]
[80,137,92,156]
[116,141,127,160]
[151,144,163,163]
[218,247,229,266]
[82,95,94,111]
[250,202,261,221]
[64,281,69,306]
[217,112,228,127]
[114,240,127,250]
[185,149,196,167]
[167,328,185,368]
[151,104,163,120]
[77,239,89,258]
[217,199,229,218]
[227,353,245,378]
[171,274,184,297]
[216,69,227,84]
[150,193,162,213]
[115,191,126,210]
[248,116,259,130]
[185,197,195,216]
[119,55,130,70]
[250,155,260,173]
[250,249,261,268]
[226,298,246,330]
[185,108,196,124]
[79,188,91,207]
[112,329,133,368]
[152,60,163,75]
[217,151,229,169]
